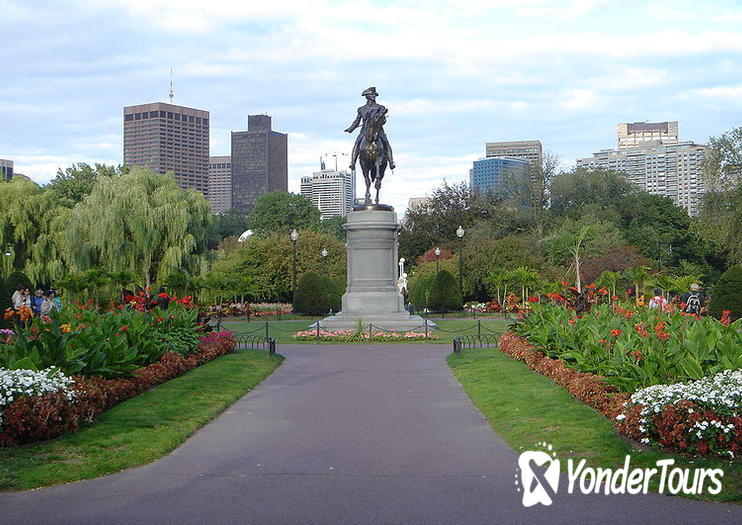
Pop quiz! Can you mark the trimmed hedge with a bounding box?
[426,270,462,312]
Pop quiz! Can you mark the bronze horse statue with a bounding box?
[358,106,389,205]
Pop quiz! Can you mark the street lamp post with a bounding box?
[434,247,440,275]
[290,229,299,302]
[456,226,465,299]
[321,247,328,274]
[398,257,405,280]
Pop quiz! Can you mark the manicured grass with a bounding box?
[0,349,283,492]
[223,318,510,344]
[447,347,741,503]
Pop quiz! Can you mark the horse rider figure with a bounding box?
[345,87,396,171]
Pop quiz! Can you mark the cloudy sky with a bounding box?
[2,0,741,212]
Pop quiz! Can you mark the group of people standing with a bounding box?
[11,286,62,317]
[647,283,706,314]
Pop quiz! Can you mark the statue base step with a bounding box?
[310,312,435,332]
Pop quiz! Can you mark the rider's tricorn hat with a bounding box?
[362,86,378,97]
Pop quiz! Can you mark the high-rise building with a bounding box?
[470,157,529,194]
[300,163,355,218]
[0,159,13,182]
[577,130,706,216]
[485,140,542,166]
[208,155,232,213]
[231,115,287,214]
[617,121,678,149]
[123,102,209,195]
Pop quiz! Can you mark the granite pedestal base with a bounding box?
[315,207,434,332]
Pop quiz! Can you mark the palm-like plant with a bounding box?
[486,268,508,304]
[596,270,621,298]
[623,266,650,301]
[669,274,702,296]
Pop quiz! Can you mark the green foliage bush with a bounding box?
[426,270,463,312]
[293,271,334,316]
[408,274,433,312]
[514,303,742,392]
[709,265,742,321]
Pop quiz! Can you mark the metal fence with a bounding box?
[235,334,276,356]
[452,334,500,355]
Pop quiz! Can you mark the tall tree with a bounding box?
[247,191,321,234]
[698,127,742,266]
[66,167,212,288]
[47,163,127,204]
[549,168,636,220]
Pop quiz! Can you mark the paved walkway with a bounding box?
[1,345,739,524]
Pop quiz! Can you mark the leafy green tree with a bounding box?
[544,216,624,292]
[507,266,540,307]
[293,271,334,316]
[399,181,496,261]
[623,266,650,299]
[709,265,742,321]
[596,270,621,298]
[426,269,462,312]
[65,167,212,288]
[210,208,249,246]
[549,168,636,220]
[47,163,127,204]
[315,215,347,241]
[208,229,346,302]
[408,274,434,312]
[247,191,321,234]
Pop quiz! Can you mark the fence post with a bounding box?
[265,320,269,339]
[478,319,481,338]
[424,318,428,338]
[316,321,320,340]
[269,339,275,356]
[368,323,373,340]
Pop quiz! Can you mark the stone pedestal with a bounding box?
[315,207,434,331]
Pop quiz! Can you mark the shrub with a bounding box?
[326,276,345,313]
[709,264,742,321]
[293,271,333,316]
[426,270,462,312]
[408,274,433,312]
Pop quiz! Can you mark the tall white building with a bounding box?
[208,155,232,213]
[300,165,355,218]
[576,122,706,216]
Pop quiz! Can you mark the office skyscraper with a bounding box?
[576,122,706,216]
[123,102,209,195]
[231,115,287,214]
[300,163,355,218]
[485,140,542,166]
[470,157,529,194]
[0,159,13,182]
[208,155,232,213]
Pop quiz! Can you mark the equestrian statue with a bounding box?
[345,87,396,206]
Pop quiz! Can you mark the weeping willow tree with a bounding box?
[66,168,212,288]
[0,177,70,283]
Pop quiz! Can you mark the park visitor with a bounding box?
[681,283,705,315]
[648,288,669,311]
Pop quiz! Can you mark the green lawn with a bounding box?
[447,347,741,503]
[0,349,283,492]
[222,318,511,344]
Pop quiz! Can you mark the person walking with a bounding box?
[681,283,705,315]
[31,289,45,317]
[648,288,669,311]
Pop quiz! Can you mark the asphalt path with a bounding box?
[1,345,739,524]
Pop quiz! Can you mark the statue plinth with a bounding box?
[314,208,434,332]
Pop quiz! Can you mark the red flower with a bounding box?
[599,339,606,344]
[119,325,128,332]
[630,349,643,361]
[528,296,539,303]
[584,283,596,289]
[568,319,576,325]
[158,293,169,299]
[610,329,622,337]
[598,287,609,295]
[169,315,175,320]
[721,310,732,326]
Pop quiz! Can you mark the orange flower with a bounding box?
[568,319,576,325]
[3,308,14,320]
[60,323,72,333]
[610,329,622,337]
[18,306,33,321]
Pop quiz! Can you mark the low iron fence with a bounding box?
[235,335,276,356]
[452,334,500,355]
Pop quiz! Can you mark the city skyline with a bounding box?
[2,1,741,213]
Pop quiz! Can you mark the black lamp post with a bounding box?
[434,246,440,275]
[290,229,299,301]
[321,247,328,274]
[456,226,465,299]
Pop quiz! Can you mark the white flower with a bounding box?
[615,414,626,421]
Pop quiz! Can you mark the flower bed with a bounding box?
[513,303,742,392]
[499,332,740,458]
[614,370,741,458]
[294,329,437,342]
[0,332,236,447]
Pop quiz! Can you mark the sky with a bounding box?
[2,0,741,213]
